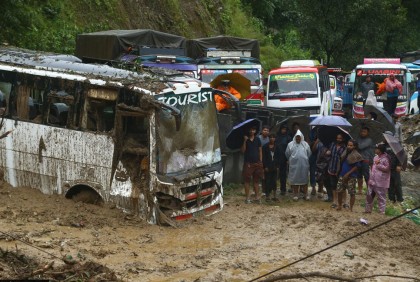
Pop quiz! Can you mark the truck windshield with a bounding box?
[155,89,221,174]
[268,72,318,99]
[200,69,228,83]
[232,69,260,86]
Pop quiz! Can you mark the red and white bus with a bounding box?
[266,60,333,117]
[350,58,411,117]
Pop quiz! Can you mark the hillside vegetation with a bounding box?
[1,0,419,70]
[0,0,306,71]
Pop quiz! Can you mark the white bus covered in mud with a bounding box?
[0,48,223,224]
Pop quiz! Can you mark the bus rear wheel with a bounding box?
[66,186,103,206]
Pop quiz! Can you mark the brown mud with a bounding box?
[0,178,419,282]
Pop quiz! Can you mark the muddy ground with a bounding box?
[0,170,419,282]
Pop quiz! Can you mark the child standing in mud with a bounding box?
[262,134,279,202]
[365,144,391,214]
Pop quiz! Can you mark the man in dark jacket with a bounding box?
[241,126,264,204]
[276,125,291,195]
[384,136,404,204]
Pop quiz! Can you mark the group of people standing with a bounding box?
[240,123,404,214]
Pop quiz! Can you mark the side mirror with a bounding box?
[262,78,268,86]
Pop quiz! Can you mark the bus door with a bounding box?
[112,102,150,216]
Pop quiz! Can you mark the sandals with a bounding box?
[343,204,350,209]
[331,203,337,208]
[245,199,252,204]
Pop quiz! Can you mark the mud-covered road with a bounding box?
[1,173,419,282]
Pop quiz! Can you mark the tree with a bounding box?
[294,0,412,68]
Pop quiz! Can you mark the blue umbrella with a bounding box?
[309,115,352,127]
[226,118,262,150]
[412,59,420,65]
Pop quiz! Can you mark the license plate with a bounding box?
[193,210,205,217]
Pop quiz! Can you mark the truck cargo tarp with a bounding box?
[187,36,260,59]
[76,29,186,61]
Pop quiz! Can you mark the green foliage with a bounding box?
[2,0,419,72]
[165,0,189,35]
[250,0,420,69]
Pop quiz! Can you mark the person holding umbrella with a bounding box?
[285,130,311,201]
[215,80,241,112]
[275,124,291,195]
[324,133,346,207]
[241,126,264,204]
[384,131,404,204]
[356,127,375,195]
[312,135,328,198]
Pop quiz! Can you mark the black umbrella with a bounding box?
[226,118,262,150]
[364,105,395,134]
[270,115,310,140]
[348,118,386,144]
[383,132,408,170]
[317,126,352,147]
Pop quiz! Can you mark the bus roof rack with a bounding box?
[280,60,321,67]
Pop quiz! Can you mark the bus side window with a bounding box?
[82,98,115,132]
[82,88,117,132]
[48,102,69,126]
[0,81,12,115]
[46,90,74,127]
[15,85,30,120]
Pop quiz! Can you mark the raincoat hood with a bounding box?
[293,129,305,142]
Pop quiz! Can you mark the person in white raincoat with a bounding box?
[286,130,311,201]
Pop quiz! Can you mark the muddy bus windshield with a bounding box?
[155,89,221,174]
[268,73,318,98]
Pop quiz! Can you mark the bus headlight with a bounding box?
[309,108,320,114]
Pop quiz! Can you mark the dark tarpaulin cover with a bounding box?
[186,35,260,59]
[75,29,186,61]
